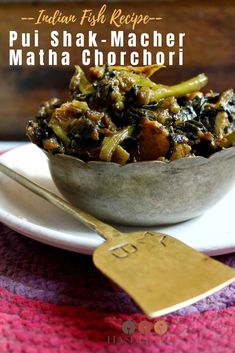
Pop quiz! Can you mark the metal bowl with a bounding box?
[44,147,235,226]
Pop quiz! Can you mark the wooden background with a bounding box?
[0,0,234,140]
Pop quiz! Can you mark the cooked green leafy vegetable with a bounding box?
[99,126,133,162]
[26,65,235,164]
[139,73,208,104]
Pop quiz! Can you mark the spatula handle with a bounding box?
[0,162,121,240]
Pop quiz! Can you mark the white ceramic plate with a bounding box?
[0,143,235,256]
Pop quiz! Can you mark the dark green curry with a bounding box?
[26,65,235,164]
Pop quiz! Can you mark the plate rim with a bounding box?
[1,143,235,256]
[0,144,103,255]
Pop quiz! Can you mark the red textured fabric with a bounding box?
[0,287,234,353]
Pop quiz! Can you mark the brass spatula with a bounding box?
[1,161,235,317]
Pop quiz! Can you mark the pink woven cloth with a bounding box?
[0,285,235,353]
[0,222,235,352]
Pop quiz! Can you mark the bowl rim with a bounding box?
[42,145,235,170]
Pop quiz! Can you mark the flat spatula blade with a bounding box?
[93,231,235,317]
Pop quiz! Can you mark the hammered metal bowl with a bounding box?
[44,147,235,226]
